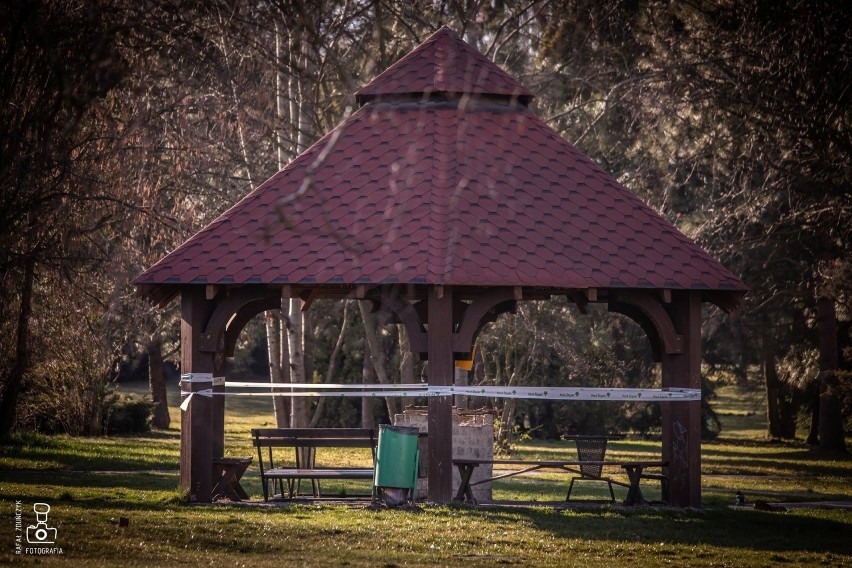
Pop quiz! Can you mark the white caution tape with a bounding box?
[430,385,701,401]
[179,388,441,405]
[222,381,426,390]
[179,373,225,385]
[179,393,194,411]
[221,382,698,399]
[180,373,212,382]
[179,375,225,410]
[179,383,700,410]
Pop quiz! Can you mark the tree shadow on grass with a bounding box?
[0,431,180,471]
[456,503,852,556]
[0,470,183,514]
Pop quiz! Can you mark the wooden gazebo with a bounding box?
[135,27,746,507]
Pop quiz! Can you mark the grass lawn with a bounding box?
[1,380,849,566]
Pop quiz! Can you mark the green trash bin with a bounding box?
[374,424,420,505]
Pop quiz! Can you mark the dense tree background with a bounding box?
[1,0,848,450]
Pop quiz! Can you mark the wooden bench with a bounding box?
[453,459,668,505]
[251,428,377,501]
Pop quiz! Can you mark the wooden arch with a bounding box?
[198,287,281,355]
[607,290,684,362]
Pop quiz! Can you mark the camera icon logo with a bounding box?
[26,503,57,544]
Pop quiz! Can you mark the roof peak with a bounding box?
[356,27,533,105]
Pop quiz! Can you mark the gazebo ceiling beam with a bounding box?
[706,290,746,313]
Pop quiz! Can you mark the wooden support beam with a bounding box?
[302,289,322,311]
[452,287,516,353]
[585,288,598,302]
[199,287,280,353]
[661,290,702,508]
[205,285,219,300]
[660,289,672,304]
[427,285,454,503]
[568,291,589,314]
[211,358,225,461]
[608,290,683,357]
[180,287,216,503]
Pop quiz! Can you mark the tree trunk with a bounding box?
[361,353,375,429]
[265,311,289,427]
[491,352,516,453]
[816,295,847,452]
[309,300,352,427]
[86,377,103,436]
[287,299,308,429]
[778,384,798,440]
[398,324,415,410]
[0,257,35,436]
[304,309,315,383]
[807,386,820,445]
[454,367,468,409]
[148,333,170,429]
[763,343,783,439]
[496,398,516,453]
[358,300,398,418]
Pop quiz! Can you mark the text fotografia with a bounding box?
[14,502,63,556]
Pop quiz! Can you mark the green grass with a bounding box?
[1,379,849,566]
[714,384,771,439]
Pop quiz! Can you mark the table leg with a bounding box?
[623,466,645,506]
[233,477,249,500]
[212,468,239,501]
[212,459,251,502]
[454,464,478,504]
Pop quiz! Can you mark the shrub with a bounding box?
[101,391,153,435]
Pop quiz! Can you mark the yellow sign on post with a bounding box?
[454,347,475,371]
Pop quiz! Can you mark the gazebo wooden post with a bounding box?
[211,355,225,460]
[661,290,702,508]
[179,286,216,502]
[427,285,454,502]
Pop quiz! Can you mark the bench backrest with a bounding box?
[252,428,377,448]
[251,428,378,472]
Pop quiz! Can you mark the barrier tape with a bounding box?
[179,373,225,386]
[178,381,700,411]
[435,385,701,401]
[221,381,425,390]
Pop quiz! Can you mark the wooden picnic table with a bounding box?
[452,458,668,506]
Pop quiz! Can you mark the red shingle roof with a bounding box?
[135,28,746,297]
